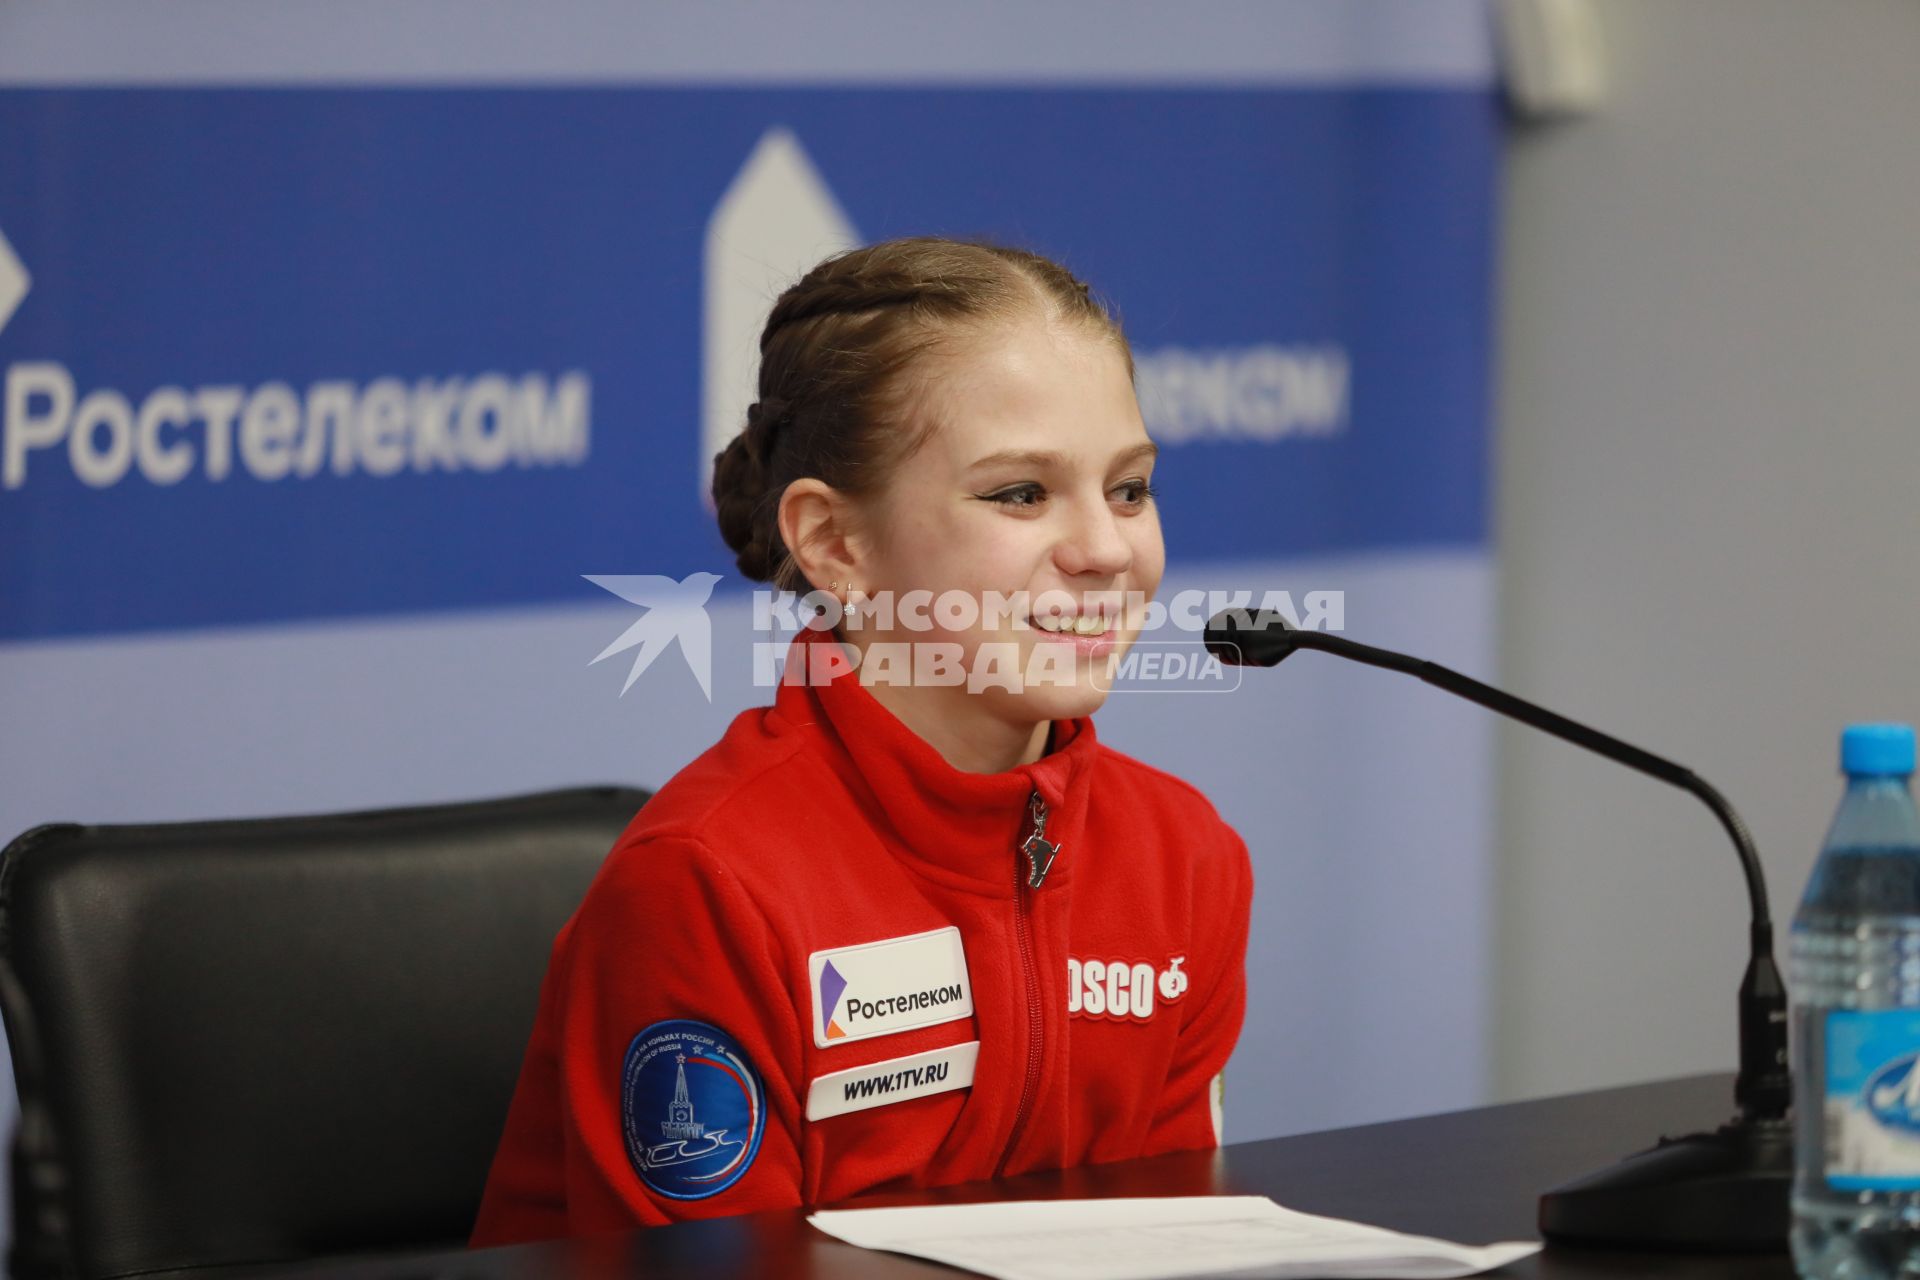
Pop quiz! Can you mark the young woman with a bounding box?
[470,237,1253,1245]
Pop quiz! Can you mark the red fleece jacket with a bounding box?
[470,627,1252,1246]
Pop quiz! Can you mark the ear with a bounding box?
[778,478,867,595]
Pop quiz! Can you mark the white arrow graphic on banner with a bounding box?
[0,227,29,337]
[701,127,861,505]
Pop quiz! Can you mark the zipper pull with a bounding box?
[1019,789,1060,889]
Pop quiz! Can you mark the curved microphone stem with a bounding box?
[1206,612,1789,1123]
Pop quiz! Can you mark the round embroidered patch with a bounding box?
[620,1019,767,1200]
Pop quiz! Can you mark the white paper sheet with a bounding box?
[807,1195,1541,1280]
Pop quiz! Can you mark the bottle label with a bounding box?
[1824,1009,1920,1189]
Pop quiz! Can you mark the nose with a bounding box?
[1052,493,1133,580]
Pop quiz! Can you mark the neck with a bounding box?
[857,658,1052,774]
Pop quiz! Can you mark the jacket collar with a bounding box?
[773,626,1098,897]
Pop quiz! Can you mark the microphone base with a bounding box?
[1538,1114,1793,1252]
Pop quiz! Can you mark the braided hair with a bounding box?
[710,237,1130,592]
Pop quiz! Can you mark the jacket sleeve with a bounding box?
[1144,823,1252,1154]
[548,831,807,1231]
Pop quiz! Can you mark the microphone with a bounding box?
[1205,608,1792,1252]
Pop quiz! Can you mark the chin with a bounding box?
[1006,642,1123,722]
[1013,679,1112,724]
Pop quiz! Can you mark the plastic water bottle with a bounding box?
[1792,723,1920,1279]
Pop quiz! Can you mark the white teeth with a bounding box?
[1033,615,1109,636]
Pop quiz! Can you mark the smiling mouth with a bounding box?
[1030,614,1114,637]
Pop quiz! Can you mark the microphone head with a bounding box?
[1203,609,1302,667]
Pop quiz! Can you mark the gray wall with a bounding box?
[1494,0,1920,1101]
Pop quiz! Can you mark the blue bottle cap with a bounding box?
[1841,723,1916,776]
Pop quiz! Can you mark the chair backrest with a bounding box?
[0,786,647,1280]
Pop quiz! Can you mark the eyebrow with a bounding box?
[965,442,1160,473]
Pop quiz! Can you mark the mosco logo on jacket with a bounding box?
[1067,955,1190,1022]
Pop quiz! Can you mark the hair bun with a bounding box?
[711,406,784,582]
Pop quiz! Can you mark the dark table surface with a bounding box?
[255,1072,1797,1279]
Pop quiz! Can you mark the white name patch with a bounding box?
[808,926,974,1049]
[806,1041,980,1121]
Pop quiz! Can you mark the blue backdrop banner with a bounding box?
[0,87,1493,639]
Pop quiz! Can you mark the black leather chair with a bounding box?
[0,785,649,1280]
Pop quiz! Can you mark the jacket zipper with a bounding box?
[999,788,1058,1176]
